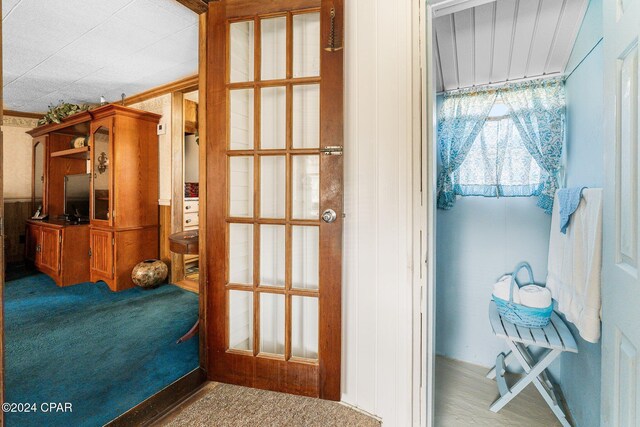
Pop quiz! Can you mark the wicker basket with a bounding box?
[492,262,553,328]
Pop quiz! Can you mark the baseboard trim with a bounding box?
[105,367,206,426]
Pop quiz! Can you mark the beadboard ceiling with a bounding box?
[3,0,198,112]
[432,0,589,92]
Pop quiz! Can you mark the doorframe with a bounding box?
[0,10,5,426]
[419,1,436,426]
[412,0,431,426]
[169,85,199,286]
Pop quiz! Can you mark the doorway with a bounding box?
[425,0,594,425]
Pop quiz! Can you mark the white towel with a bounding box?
[519,285,552,308]
[493,274,521,304]
[546,188,603,343]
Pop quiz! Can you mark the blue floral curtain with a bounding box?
[437,88,498,209]
[501,79,565,213]
[437,78,565,213]
[453,115,544,198]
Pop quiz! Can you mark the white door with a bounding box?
[601,0,640,425]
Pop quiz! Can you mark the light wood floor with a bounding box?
[435,356,564,426]
[174,278,198,294]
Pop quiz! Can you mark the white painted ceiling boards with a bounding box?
[432,0,589,92]
[3,0,198,112]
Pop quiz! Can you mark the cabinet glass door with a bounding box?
[32,139,46,213]
[92,125,111,222]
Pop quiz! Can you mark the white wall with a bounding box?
[342,0,416,424]
[2,115,39,200]
[435,197,553,369]
[129,94,172,205]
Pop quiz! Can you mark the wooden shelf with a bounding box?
[50,146,90,159]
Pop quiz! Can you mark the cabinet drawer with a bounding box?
[184,200,199,213]
[184,212,199,227]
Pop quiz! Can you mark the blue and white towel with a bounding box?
[557,187,587,234]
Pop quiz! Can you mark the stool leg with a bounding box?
[486,350,515,379]
[489,346,562,413]
[504,342,571,427]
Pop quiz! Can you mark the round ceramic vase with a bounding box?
[131,259,168,289]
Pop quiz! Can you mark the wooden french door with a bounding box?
[205,0,343,400]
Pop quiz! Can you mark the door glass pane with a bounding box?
[33,142,44,209]
[229,290,254,351]
[93,126,110,221]
[230,21,255,83]
[229,223,254,285]
[292,155,320,219]
[260,156,286,218]
[261,16,286,80]
[260,293,285,355]
[293,84,320,149]
[230,156,254,217]
[292,296,318,359]
[260,225,285,287]
[293,13,320,78]
[292,226,319,290]
[230,89,254,150]
[260,86,286,149]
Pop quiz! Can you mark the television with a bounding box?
[64,173,91,220]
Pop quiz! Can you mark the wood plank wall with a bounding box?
[4,201,33,265]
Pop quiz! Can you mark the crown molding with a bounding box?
[175,0,210,14]
[3,115,39,129]
[3,109,43,119]
[123,75,199,106]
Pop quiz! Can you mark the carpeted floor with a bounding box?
[157,382,381,427]
[4,274,199,427]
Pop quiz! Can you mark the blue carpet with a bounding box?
[4,274,199,427]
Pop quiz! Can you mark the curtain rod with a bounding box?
[436,72,564,96]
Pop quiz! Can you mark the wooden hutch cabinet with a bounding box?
[26,104,161,291]
[87,106,161,291]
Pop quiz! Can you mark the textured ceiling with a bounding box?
[3,0,198,112]
[433,0,589,92]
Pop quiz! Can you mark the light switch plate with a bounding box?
[157,123,166,135]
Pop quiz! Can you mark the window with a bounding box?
[453,100,545,198]
[437,79,565,213]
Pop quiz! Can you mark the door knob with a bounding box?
[322,209,337,223]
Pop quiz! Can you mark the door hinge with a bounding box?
[89,248,92,257]
[112,237,115,246]
[320,146,343,156]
